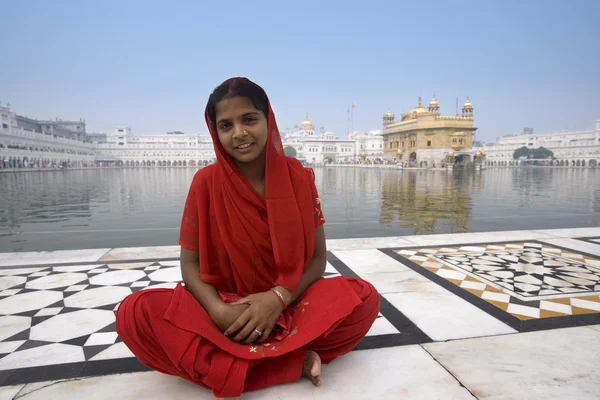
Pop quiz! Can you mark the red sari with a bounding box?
[116,77,379,397]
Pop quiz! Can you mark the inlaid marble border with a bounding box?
[0,253,431,387]
[381,240,600,333]
[327,256,431,350]
[575,237,600,245]
[0,257,181,271]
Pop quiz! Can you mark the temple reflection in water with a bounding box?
[379,170,480,234]
[314,167,481,236]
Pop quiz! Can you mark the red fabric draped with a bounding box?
[117,277,379,397]
[179,77,316,295]
[116,77,380,398]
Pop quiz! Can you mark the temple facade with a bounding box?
[381,97,477,166]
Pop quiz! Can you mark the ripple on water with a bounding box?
[0,167,599,251]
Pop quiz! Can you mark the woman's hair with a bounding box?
[207,79,269,125]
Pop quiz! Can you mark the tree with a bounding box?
[513,146,554,160]
[532,146,553,159]
[513,146,530,160]
[284,146,297,157]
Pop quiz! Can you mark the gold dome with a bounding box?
[401,97,432,121]
[463,98,473,109]
[383,110,395,119]
[429,97,439,108]
[300,113,313,129]
[409,97,429,114]
[410,105,429,114]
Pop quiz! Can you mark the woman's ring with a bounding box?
[254,329,263,336]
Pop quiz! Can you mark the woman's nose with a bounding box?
[232,124,244,138]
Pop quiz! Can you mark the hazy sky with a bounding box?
[1,0,598,142]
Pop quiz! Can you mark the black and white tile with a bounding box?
[0,254,422,386]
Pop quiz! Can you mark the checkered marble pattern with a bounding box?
[0,261,183,371]
[0,258,399,383]
[394,243,600,320]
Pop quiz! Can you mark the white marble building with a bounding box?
[1,104,385,169]
[475,121,600,166]
[0,102,217,168]
[350,130,385,160]
[0,103,96,168]
[282,115,383,164]
[92,127,216,167]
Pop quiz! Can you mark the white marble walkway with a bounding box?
[0,227,599,399]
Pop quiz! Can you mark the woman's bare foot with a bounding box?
[302,350,323,387]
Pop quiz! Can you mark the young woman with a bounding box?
[116,77,379,398]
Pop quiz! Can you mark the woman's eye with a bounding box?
[243,117,257,124]
[219,122,231,130]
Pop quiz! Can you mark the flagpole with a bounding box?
[346,105,350,138]
[351,103,354,138]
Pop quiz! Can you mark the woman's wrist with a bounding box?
[269,288,286,311]
[273,286,294,305]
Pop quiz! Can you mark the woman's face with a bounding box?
[215,96,268,165]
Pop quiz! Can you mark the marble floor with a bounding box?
[0,228,599,399]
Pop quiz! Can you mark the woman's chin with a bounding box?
[230,148,266,165]
[233,153,261,165]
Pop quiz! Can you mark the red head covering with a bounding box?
[179,77,318,296]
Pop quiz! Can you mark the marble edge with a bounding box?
[1,228,599,265]
[327,228,597,250]
[0,248,111,267]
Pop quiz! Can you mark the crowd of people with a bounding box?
[0,157,97,170]
[0,141,97,170]
[316,158,396,166]
[0,143,94,156]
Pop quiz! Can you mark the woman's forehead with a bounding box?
[215,96,259,120]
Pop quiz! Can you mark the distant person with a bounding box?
[116,77,379,398]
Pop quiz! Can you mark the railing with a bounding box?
[95,143,212,149]
[2,128,217,149]
[93,143,213,150]
[0,148,95,160]
[483,143,600,153]
[3,128,93,149]
[499,129,597,139]
[435,116,474,120]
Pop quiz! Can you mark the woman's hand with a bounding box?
[209,302,250,333]
[224,291,284,344]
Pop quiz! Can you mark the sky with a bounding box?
[1,0,598,142]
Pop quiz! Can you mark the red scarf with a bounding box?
[180,77,316,296]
